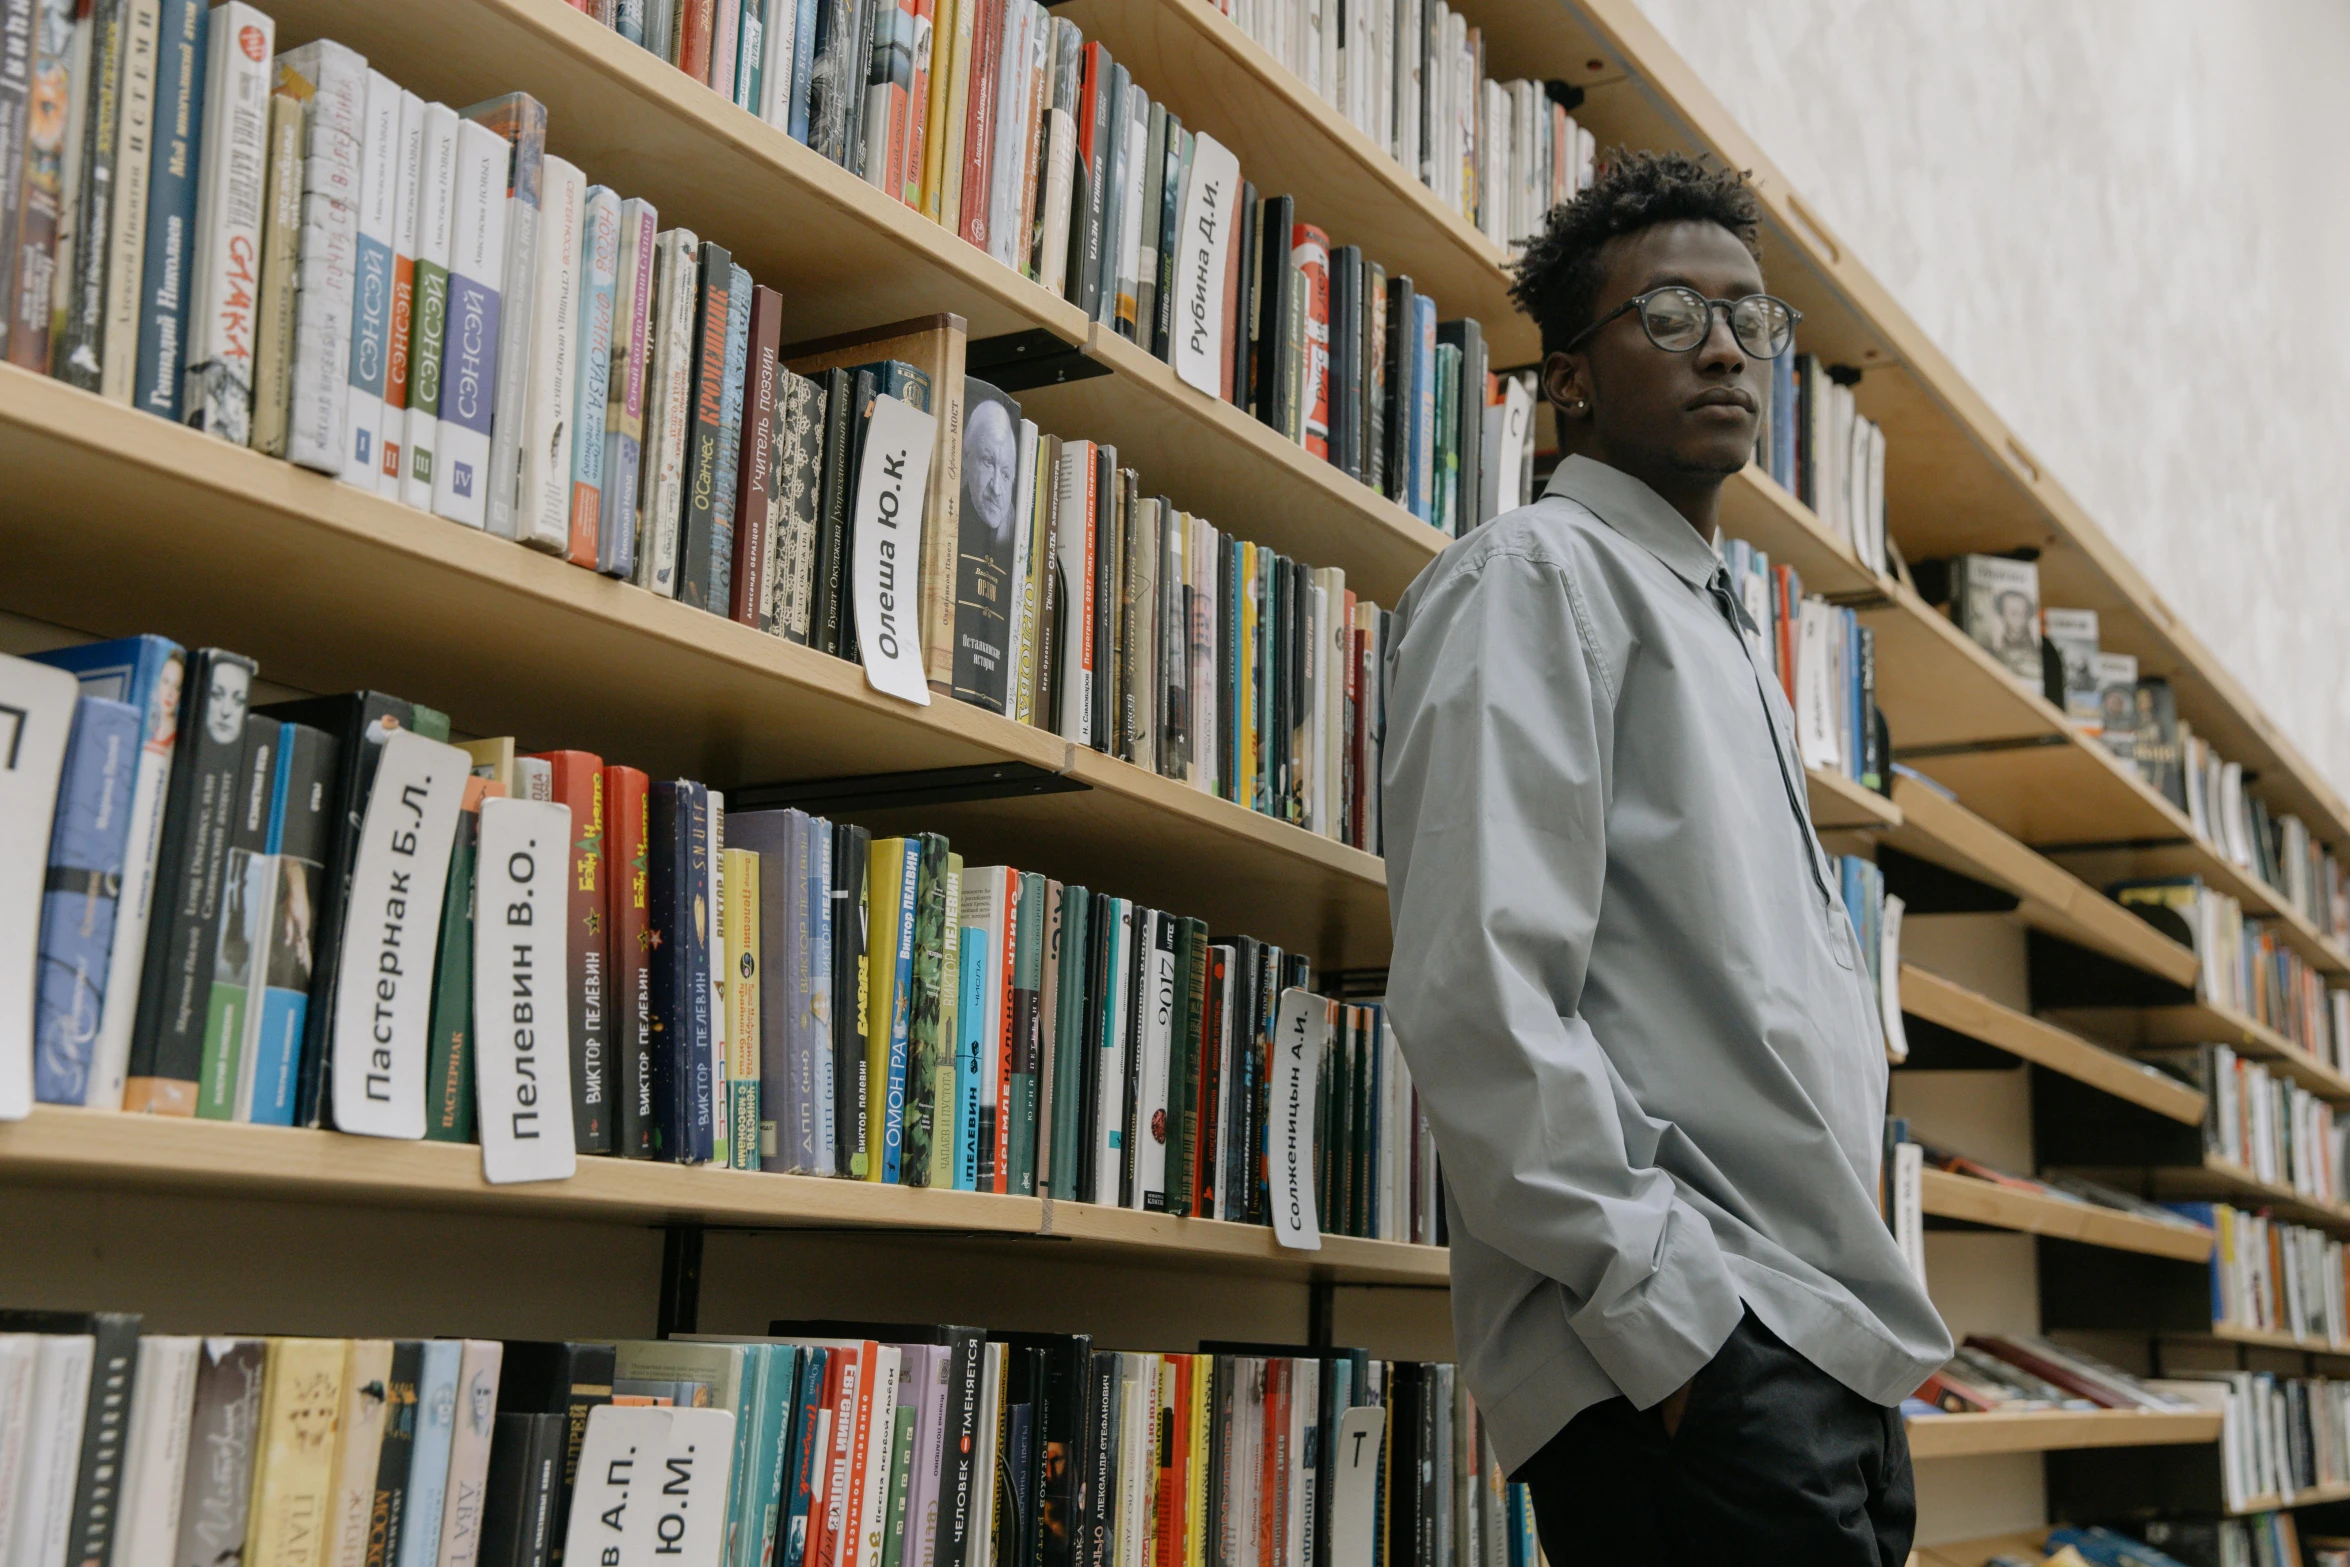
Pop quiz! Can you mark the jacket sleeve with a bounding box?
[1381,547,1744,1409]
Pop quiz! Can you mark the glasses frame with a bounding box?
[1563,285,1804,360]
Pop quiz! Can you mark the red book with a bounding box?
[994,873,1022,1193]
[958,0,1004,249]
[1192,946,1225,1217]
[605,764,653,1159]
[1259,1359,1288,1567]
[901,0,936,208]
[1290,224,1331,460]
[1157,1355,1190,1567]
[524,750,611,1155]
[678,0,715,82]
[806,1349,853,1567]
[730,285,785,626]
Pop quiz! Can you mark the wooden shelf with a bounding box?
[2134,1157,2350,1235]
[0,365,1391,968]
[0,1107,1446,1285]
[1048,0,1525,362]
[1917,1168,2211,1262]
[2050,840,2350,981]
[2047,1002,2350,1107]
[1720,465,1884,602]
[1897,965,2205,1125]
[2205,1321,2350,1357]
[254,0,1436,610]
[1915,1534,2052,1567]
[2232,1479,2350,1515]
[1879,776,2201,988]
[1808,766,1900,832]
[1902,1407,2222,1460]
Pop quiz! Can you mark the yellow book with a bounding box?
[724,846,761,1172]
[864,837,915,1180]
[919,0,962,218]
[937,0,979,234]
[324,1340,393,1567]
[457,737,518,795]
[1185,1353,1209,1567]
[245,1337,349,1567]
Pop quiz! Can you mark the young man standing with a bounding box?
[1380,152,1950,1564]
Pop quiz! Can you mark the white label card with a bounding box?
[1328,1406,1387,1567]
[331,727,470,1138]
[853,392,938,706]
[565,1405,737,1567]
[1270,985,1329,1251]
[473,798,578,1183]
[0,657,80,1121]
[1171,133,1240,398]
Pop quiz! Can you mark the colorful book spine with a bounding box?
[866,837,920,1183]
[245,1337,349,1567]
[517,153,582,554]
[600,196,656,578]
[400,101,458,510]
[129,0,205,416]
[377,89,423,494]
[901,833,950,1188]
[177,0,270,440]
[710,260,752,612]
[633,225,698,599]
[31,696,142,1107]
[273,40,366,476]
[97,0,161,402]
[568,184,619,568]
[392,1340,463,1567]
[607,764,653,1159]
[724,844,761,1171]
[341,68,401,487]
[431,116,510,526]
[528,749,610,1155]
[459,92,546,541]
[730,283,782,627]
[648,779,712,1163]
[242,722,336,1125]
[954,922,983,1191]
[677,240,733,611]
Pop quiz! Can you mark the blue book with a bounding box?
[649,781,713,1163]
[787,0,820,145]
[778,1345,828,1567]
[133,0,209,418]
[245,724,339,1125]
[615,0,645,44]
[396,1341,465,1567]
[708,263,754,613]
[573,187,620,561]
[740,1344,803,1567]
[955,931,984,1191]
[34,698,143,1106]
[29,636,185,1107]
[1771,348,1796,487]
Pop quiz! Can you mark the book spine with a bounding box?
[724,845,762,1170]
[516,153,580,553]
[376,90,421,494]
[433,1343,505,1567]
[772,368,825,642]
[393,1341,463,1567]
[52,0,123,390]
[463,93,545,540]
[277,41,367,475]
[176,0,269,440]
[689,786,715,1164]
[647,783,689,1161]
[431,117,510,526]
[31,697,141,1107]
[635,225,699,598]
[710,261,752,611]
[606,765,652,1158]
[730,282,782,625]
[833,822,870,1178]
[400,102,456,509]
[541,752,611,1155]
[601,196,656,578]
[568,184,619,567]
[677,240,733,611]
[247,1336,348,1567]
[243,89,298,457]
[96,0,157,400]
[422,780,485,1143]
[126,0,196,411]
[243,723,336,1127]
[340,68,398,485]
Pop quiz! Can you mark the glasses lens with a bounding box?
[1638,287,1710,351]
[1731,295,1794,358]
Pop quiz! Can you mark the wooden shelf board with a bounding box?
[0,1107,1447,1284]
[1864,581,2065,753]
[1917,1168,2211,1261]
[2047,1003,2350,1106]
[1880,777,2201,988]
[1897,965,2205,1125]
[1901,1407,2221,1460]
[2204,1321,2350,1356]
[1915,1534,2051,1567]
[1047,0,1528,364]
[255,0,1430,611]
[0,366,1386,966]
[1721,465,1884,602]
[2131,1157,2350,1235]
[2050,842,2350,981]
[1808,766,1901,832]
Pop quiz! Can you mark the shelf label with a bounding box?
[474,797,578,1183]
[332,728,470,1138]
[1329,1406,1387,1567]
[853,391,938,707]
[1172,133,1241,399]
[1270,985,1329,1251]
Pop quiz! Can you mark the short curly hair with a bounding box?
[1511,149,1763,358]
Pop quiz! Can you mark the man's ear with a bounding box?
[1543,349,1592,425]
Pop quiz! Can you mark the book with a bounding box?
[771,368,827,642]
[95,0,159,402]
[602,196,658,577]
[423,775,493,1143]
[192,712,275,1120]
[901,833,951,1187]
[432,114,512,526]
[241,721,339,1126]
[678,239,734,611]
[339,68,401,485]
[731,282,785,626]
[436,1341,507,1567]
[475,1413,566,1567]
[724,843,762,1170]
[173,1336,268,1567]
[245,87,300,458]
[401,101,459,509]
[710,260,754,612]
[525,750,611,1154]
[0,1309,139,1567]
[649,779,715,1163]
[635,223,700,598]
[273,40,366,476]
[832,821,872,1178]
[1951,554,2043,688]
[377,89,424,494]
[322,1339,395,1567]
[176,0,270,438]
[396,1339,467,1567]
[50,0,123,391]
[516,153,584,555]
[245,1336,349,1567]
[114,1335,202,1567]
[460,91,547,541]
[31,692,141,1108]
[951,376,1021,711]
[570,185,621,566]
[608,764,655,1158]
[128,0,205,416]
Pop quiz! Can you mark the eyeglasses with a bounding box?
[1565,286,1802,360]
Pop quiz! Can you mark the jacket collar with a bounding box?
[1543,455,1721,589]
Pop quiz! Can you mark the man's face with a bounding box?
[966,403,1016,545]
[1547,220,1766,480]
[1997,594,2031,638]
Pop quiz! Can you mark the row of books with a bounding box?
[1753,353,1890,578]
[2152,1044,2347,1205]
[2059,1520,2316,1567]
[9,637,1441,1242]
[1908,1332,2197,1417]
[1838,856,1903,1061]
[1721,536,1887,793]
[2167,1203,2349,1350]
[2159,1368,2350,1515]
[583,0,1505,534]
[1216,0,1598,251]
[2115,879,2349,1065]
[0,1312,1538,1567]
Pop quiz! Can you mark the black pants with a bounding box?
[1513,1311,1914,1566]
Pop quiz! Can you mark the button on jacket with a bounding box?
[1380,455,1951,1474]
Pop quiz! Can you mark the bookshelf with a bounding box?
[6,0,2342,1551]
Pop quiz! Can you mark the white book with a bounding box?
[377,91,426,496]
[634,227,700,598]
[401,103,460,511]
[433,117,512,526]
[0,1338,38,1556]
[1113,83,1146,321]
[1115,1356,1154,1567]
[570,186,622,563]
[181,1,275,442]
[277,40,368,475]
[7,1334,94,1567]
[1004,419,1040,726]
[1037,95,1077,299]
[985,0,1032,268]
[114,1336,202,1567]
[1288,1359,1317,1567]
[761,0,800,127]
[435,1341,505,1567]
[340,68,401,487]
[518,155,585,555]
[0,656,78,1120]
[1892,1139,1926,1284]
[1131,913,1174,1212]
[1878,895,1908,1062]
[967,1345,1005,1567]
[1393,0,1419,175]
[100,0,163,403]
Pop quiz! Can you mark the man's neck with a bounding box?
[1567,443,1728,541]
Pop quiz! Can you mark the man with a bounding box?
[1380,151,1950,1564]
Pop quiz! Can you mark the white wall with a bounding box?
[1630,0,2350,794]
